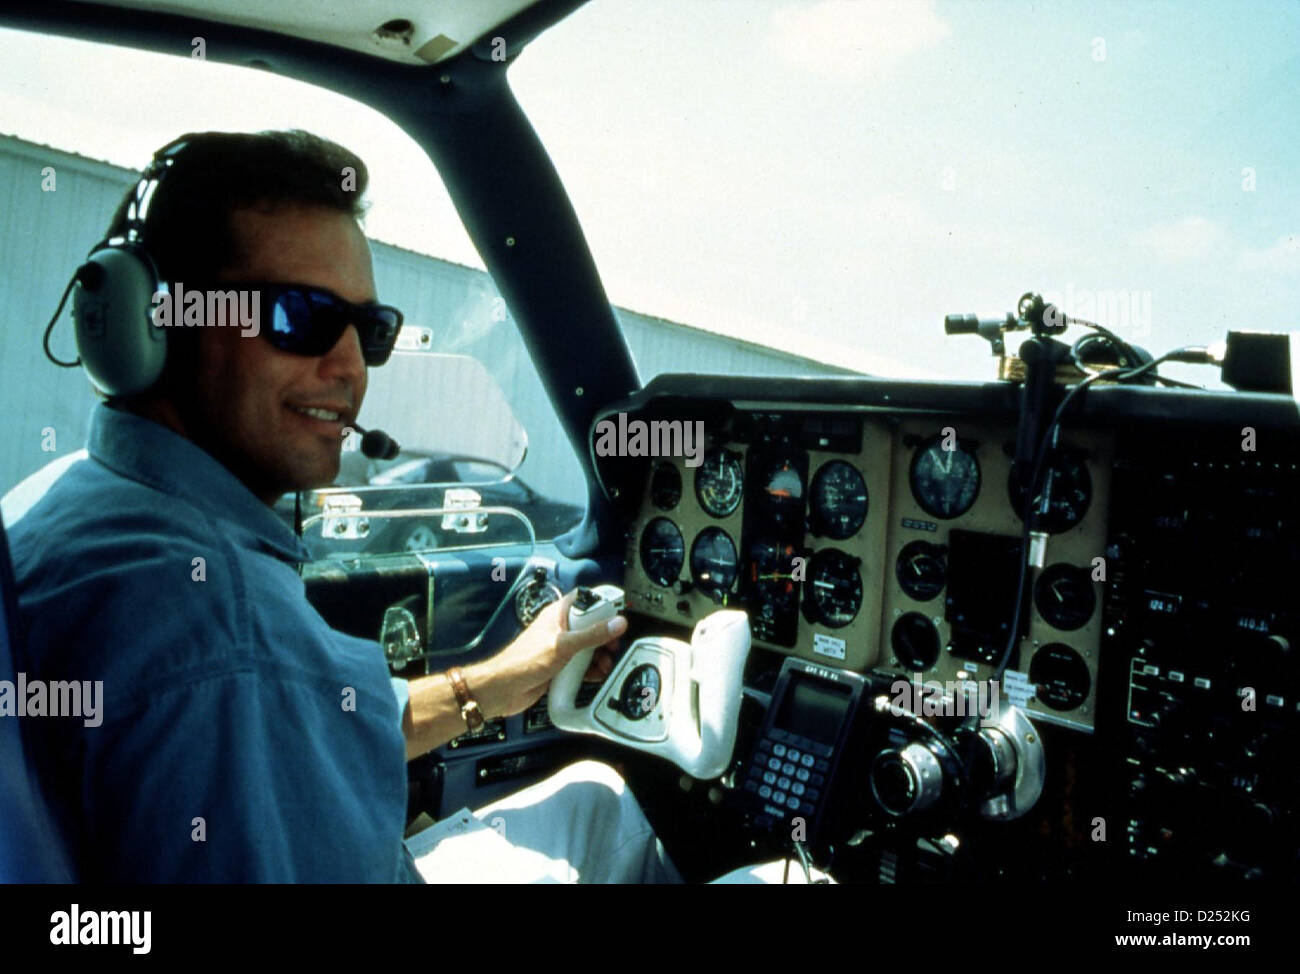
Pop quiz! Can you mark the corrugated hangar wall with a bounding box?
[0,134,854,508]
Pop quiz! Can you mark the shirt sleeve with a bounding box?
[391,676,410,731]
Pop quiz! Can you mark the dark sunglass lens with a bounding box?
[360,308,403,365]
[267,289,313,352]
[306,290,350,352]
[264,287,399,364]
[266,288,347,356]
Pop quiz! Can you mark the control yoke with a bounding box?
[549,586,751,779]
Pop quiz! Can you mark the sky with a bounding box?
[1,0,1297,385]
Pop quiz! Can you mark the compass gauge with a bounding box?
[695,448,744,518]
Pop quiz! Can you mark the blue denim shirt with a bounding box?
[9,403,420,882]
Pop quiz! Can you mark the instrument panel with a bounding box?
[621,409,1113,732]
[595,375,1300,880]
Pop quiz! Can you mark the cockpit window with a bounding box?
[0,29,585,532]
[511,1,1300,387]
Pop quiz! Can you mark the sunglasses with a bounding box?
[195,282,404,366]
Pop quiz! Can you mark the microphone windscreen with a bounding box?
[361,428,400,461]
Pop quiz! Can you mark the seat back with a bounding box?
[0,513,75,881]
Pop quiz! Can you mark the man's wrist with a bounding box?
[460,661,499,721]
[444,667,483,731]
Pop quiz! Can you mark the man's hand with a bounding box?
[464,590,626,720]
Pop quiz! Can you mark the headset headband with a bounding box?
[100,136,193,252]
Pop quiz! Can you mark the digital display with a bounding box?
[774,677,852,745]
[945,529,1027,638]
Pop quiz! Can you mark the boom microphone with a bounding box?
[352,423,400,461]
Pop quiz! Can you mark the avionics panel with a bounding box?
[1103,424,1300,878]
[620,405,1113,729]
[879,418,1113,732]
[622,412,893,671]
[598,374,1300,880]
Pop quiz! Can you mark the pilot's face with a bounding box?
[187,203,374,505]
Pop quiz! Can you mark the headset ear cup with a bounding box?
[71,244,168,397]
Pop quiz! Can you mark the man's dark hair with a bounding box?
[127,128,369,283]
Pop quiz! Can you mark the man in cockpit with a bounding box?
[9,130,683,883]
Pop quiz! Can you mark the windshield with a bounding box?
[511,0,1300,387]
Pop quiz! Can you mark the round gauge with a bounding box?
[891,612,941,670]
[909,437,981,519]
[618,663,661,720]
[1008,450,1092,534]
[1034,563,1096,631]
[895,540,947,602]
[1028,643,1091,711]
[694,448,744,518]
[690,527,738,599]
[514,577,562,626]
[810,460,869,539]
[649,462,682,511]
[806,549,863,628]
[749,538,802,612]
[639,518,685,587]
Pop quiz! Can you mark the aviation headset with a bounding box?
[45,134,204,397]
[44,133,404,462]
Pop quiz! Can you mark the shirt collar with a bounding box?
[87,402,312,563]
